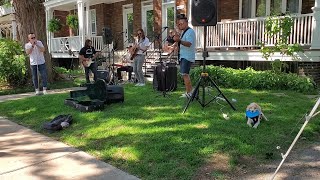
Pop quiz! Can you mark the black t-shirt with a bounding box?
[79,46,96,59]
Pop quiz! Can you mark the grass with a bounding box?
[0,83,320,179]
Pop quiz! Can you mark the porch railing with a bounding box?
[194,13,313,49]
[51,36,104,53]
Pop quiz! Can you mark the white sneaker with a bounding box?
[43,90,48,95]
[35,89,41,95]
[135,83,141,86]
[139,83,145,86]
[180,92,192,98]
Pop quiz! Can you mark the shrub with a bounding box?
[66,14,78,30]
[0,39,27,86]
[186,65,316,93]
[48,18,62,33]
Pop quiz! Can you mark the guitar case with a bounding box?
[65,79,107,112]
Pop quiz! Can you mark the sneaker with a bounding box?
[35,89,41,95]
[138,83,145,86]
[180,92,192,98]
[135,83,141,86]
[43,90,48,95]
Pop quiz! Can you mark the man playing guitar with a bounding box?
[131,29,149,86]
[79,39,99,83]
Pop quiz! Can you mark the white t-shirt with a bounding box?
[136,37,150,55]
[25,41,45,65]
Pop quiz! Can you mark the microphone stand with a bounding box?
[144,27,168,78]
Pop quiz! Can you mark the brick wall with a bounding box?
[218,0,240,21]
[302,0,315,14]
[298,62,320,84]
[53,10,69,37]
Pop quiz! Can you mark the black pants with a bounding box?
[84,62,98,83]
[117,66,133,80]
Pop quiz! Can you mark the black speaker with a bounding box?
[102,27,113,44]
[191,0,217,26]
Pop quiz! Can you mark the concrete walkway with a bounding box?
[0,88,139,180]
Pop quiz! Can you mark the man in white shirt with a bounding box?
[25,33,48,95]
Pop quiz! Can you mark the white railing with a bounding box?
[50,35,104,53]
[195,13,313,49]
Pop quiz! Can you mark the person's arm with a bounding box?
[25,44,33,55]
[36,41,45,52]
[139,39,150,52]
[173,31,192,47]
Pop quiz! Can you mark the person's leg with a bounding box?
[117,67,122,80]
[84,66,90,83]
[180,58,192,93]
[133,58,138,83]
[38,63,48,89]
[31,65,39,90]
[136,55,145,84]
[90,62,98,82]
[128,66,133,80]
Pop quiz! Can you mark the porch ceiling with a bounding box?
[44,0,125,11]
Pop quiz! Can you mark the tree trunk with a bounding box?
[12,0,53,83]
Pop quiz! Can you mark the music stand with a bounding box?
[182,25,236,113]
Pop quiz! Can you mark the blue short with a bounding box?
[180,58,192,75]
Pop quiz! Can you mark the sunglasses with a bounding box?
[31,37,36,39]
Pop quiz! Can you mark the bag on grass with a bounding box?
[43,114,73,131]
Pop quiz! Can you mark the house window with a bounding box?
[287,0,299,14]
[270,0,282,15]
[241,0,301,18]
[242,0,253,18]
[90,9,97,35]
[256,0,267,17]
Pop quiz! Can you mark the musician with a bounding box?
[25,33,48,95]
[79,39,98,83]
[173,14,196,98]
[163,29,179,58]
[131,29,150,86]
[117,47,133,82]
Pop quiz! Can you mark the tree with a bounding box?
[12,0,53,82]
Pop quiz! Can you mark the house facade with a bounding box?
[0,5,17,40]
[43,0,320,82]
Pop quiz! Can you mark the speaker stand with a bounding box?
[182,25,236,113]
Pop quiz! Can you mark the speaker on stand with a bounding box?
[183,0,236,113]
[102,27,117,85]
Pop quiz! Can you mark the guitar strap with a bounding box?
[178,27,190,60]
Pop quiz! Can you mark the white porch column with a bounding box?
[311,0,320,49]
[77,0,85,47]
[45,7,53,53]
[85,1,91,38]
[11,20,17,40]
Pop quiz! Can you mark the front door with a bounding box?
[123,5,133,48]
[162,0,175,41]
[142,1,154,43]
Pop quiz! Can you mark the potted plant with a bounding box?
[48,18,62,33]
[66,14,79,30]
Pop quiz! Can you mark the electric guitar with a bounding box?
[82,56,105,67]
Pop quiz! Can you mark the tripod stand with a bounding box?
[183,25,236,113]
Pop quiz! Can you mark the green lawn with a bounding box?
[0,83,319,179]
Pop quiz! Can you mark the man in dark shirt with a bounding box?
[79,39,98,83]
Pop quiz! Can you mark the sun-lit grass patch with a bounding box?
[0,83,319,179]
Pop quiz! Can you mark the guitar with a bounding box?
[82,55,105,68]
[129,45,139,60]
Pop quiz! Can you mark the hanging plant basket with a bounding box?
[66,14,79,30]
[48,18,62,33]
